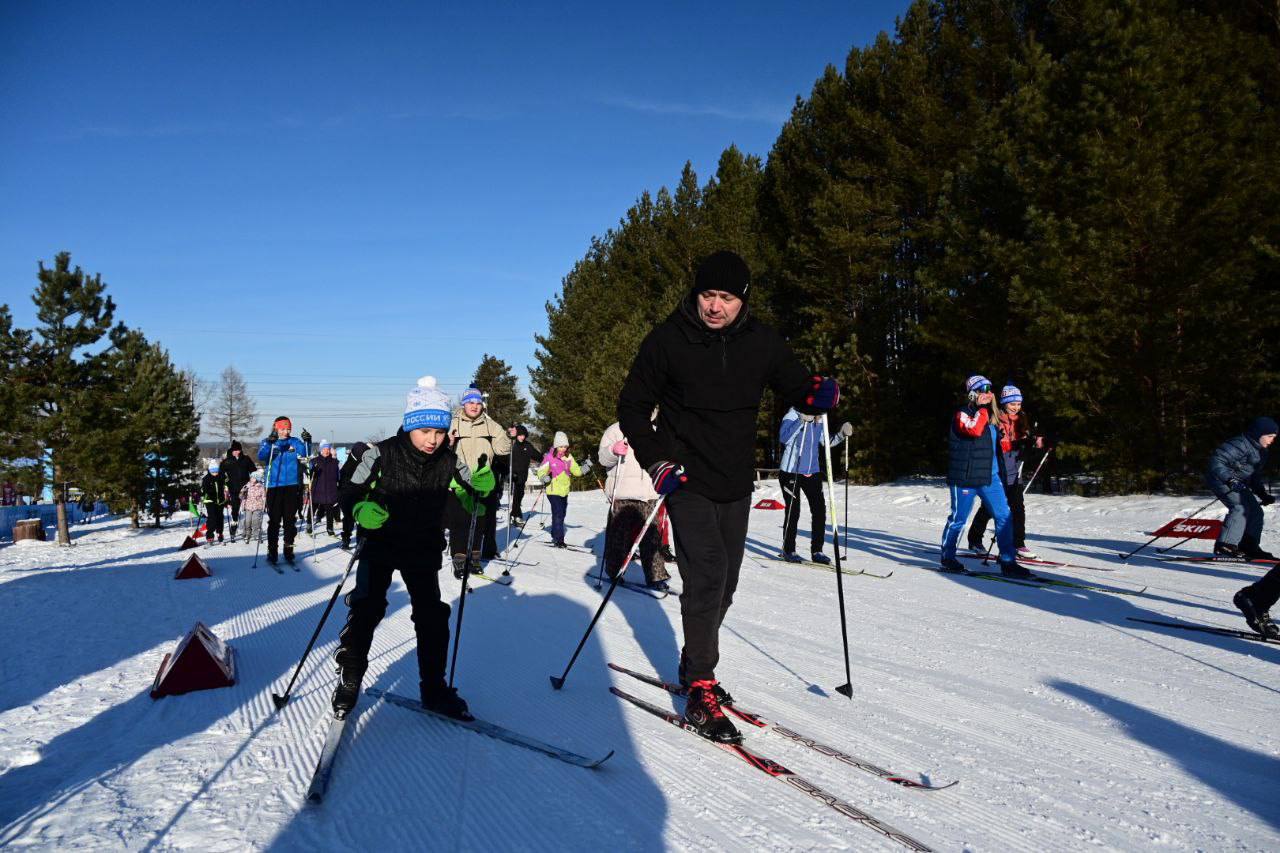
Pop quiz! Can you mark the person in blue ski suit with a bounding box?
[777,408,850,563]
[939,375,1029,577]
[258,415,308,564]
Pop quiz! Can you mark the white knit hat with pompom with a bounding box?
[404,376,452,431]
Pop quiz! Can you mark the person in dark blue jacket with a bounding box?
[939,375,1029,577]
[1210,417,1280,638]
[257,415,308,565]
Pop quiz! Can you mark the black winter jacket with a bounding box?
[510,439,542,478]
[221,452,256,493]
[340,430,456,553]
[310,454,340,505]
[1206,434,1268,498]
[617,298,814,502]
[200,472,227,505]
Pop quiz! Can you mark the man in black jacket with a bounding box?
[617,250,838,743]
[221,440,257,542]
[506,424,541,523]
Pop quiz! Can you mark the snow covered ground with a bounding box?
[1,481,1277,851]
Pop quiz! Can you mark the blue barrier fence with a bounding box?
[0,502,113,541]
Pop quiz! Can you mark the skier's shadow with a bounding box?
[1050,680,1280,830]
[291,577,668,851]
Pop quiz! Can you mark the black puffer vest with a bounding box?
[366,429,456,550]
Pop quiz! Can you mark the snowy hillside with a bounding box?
[1,482,1277,851]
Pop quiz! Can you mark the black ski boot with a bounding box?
[660,545,676,563]
[284,546,295,564]
[267,550,278,566]
[1215,541,1245,558]
[999,559,1034,579]
[331,650,366,719]
[452,553,469,579]
[421,682,474,721]
[683,680,741,743]
[678,658,733,705]
[1234,590,1280,639]
[1243,546,1278,562]
[938,557,967,574]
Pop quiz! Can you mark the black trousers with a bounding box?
[313,502,336,533]
[511,477,527,519]
[968,482,1026,549]
[667,490,751,682]
[447,489,500,557]
[266,485,300,555]
[780,472,826,555]
[337,541,451,685]
[605,498,668,584]
[341,501,356,543]
[205,503,224,540]
[228,493,242,527]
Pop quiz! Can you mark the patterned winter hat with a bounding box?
[320,440,332,450]
[208,460,220,473]
[461,384,484,406]
[553,431,569,448]
[999,385,1023,405]
[965,375,993,394]
[251,470,264,481]
[404,376,452,431]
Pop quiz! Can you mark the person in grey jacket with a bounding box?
[1207,416,1277,559]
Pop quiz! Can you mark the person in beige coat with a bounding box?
[449,384,511,561]
[599,421,670,590]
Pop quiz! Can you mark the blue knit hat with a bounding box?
[965,375,993,394]
[1246,416,1278,440]
[461,384,484,406]
[404,376,452,431]
[208,460,220,473]
[999,385,1023,405]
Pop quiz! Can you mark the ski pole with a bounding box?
[271,539,364,709]
[1022,447,1053,495]
[1154,495,1223,553]
[448,494,483,688]
[592,467,622,588]
[1120,494,1218,560]
[842,437,850,560]
[820,414,854,699]
[496,486,546,575]
[252,443,278,569]
[550,496,666,691]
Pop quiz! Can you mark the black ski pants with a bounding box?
[511,476,527,519]
[227,492,242,528]
[667,490,751,682]
[205,503,225,541]
[1242,565,1280,613]
[968,482,1026,549]
[313,502,336,534]
[780,472,826,556]
[447,490,500,557]
[337,541,451,685]
[266,485,300,556]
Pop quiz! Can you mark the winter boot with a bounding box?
[1215,541,1246,558]
[938,557,967,574]
[452,553,469,580]
[469,551,484,573]
[810,552,831,565]
[999,559,1034,579]
[779,552,803,563]
[331,650,367,719]
[420,681,474,721]
[1234,590,1280,639]
[1243,545,1278,562]
[284,546,295,564]
[1017,546,1040,560]
[683,680,741,743]
[660,545,676,563]
[647,579,670,592]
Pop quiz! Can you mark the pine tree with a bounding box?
[211,365,258,445]
[1,253,118,543]
[471,354,532,430]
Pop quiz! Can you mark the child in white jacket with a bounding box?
[599,422,670,589]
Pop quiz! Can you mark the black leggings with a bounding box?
[780,472,826,555]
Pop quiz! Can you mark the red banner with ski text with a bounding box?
[1145,517,1223,540]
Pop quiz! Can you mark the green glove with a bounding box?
[450,479,489,516]
[470,464,495,498]
[353,499,389,530]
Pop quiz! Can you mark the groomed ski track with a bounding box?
[0,481,1277,850]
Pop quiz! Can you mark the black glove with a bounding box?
[1258,491,1276,507]
[301,429,312,445]
[267,430,278,442]
[1228,478,1248,493]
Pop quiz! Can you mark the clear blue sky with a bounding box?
[1,1,908,442]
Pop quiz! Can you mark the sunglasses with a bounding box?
[974,384,993,394]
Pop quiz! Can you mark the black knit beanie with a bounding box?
[692,250,751,301]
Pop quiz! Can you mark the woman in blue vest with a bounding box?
[939,376,1029,578]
